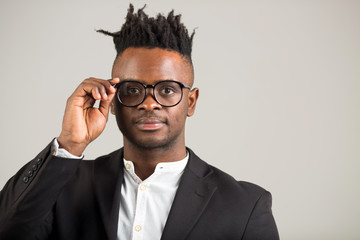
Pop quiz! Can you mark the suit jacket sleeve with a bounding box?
[0,141,82,240]
[242,190,280,240]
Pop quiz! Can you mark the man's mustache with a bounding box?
[133,113,167,123]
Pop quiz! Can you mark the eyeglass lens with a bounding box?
[117,81,183,107]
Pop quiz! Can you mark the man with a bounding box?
[0,4,279,240]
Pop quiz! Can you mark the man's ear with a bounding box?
[110,99,115,115]
[187,88,199,117]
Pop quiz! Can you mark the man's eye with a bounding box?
[160,87,176,95]
[128,88,141,94]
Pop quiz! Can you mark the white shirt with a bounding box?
[51,139,188,240]
[118,156,188,240]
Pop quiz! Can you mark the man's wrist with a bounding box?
[52,138,84,159]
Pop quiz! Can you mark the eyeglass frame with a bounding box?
[113,80,192,107]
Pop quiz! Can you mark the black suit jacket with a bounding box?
[0,142,279,240]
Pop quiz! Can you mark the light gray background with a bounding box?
[0,0,359,239]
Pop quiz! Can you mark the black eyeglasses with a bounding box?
[114,80,191,107]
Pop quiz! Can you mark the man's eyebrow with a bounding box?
[121,78,140,82]
[121,78,176,83]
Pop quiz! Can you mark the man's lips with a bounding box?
[135,117,166,130]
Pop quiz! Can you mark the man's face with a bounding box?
[111,47,199,150]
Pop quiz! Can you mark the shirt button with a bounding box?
[140,185,146,191]
[125,163,131,170]
[51,149,57,156]
[135,225,142,232]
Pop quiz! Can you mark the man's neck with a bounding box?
[123,141,187,180]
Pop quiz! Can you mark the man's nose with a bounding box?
[137,91,162,110]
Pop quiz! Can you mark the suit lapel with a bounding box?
[161,149,218,240]
[93,148,124,240]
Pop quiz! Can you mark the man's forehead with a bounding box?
[113,47,185,67]
[111,47,193,83]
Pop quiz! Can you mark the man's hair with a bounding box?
[97,4,195,63]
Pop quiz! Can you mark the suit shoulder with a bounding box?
[187,148,268,197]
[208,164,267,195]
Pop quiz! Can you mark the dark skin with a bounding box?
[58,47,199,180]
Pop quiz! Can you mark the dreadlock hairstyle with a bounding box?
[97,4,195,63]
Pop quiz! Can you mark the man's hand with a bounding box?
[57,77,120,156]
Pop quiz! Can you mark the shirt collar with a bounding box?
[123,151,189,176]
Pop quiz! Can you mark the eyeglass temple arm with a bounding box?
[182,83,192,90]
[113,82,192,89]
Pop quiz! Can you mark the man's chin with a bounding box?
[127,136,172,150]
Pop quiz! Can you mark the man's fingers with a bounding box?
[95,78,119,101]
[98,92,116,117]
[96,78,119,101]
[91,87,101,100]
[58,77,120,155]
[109,77,120,86]
[74,78,119,102]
